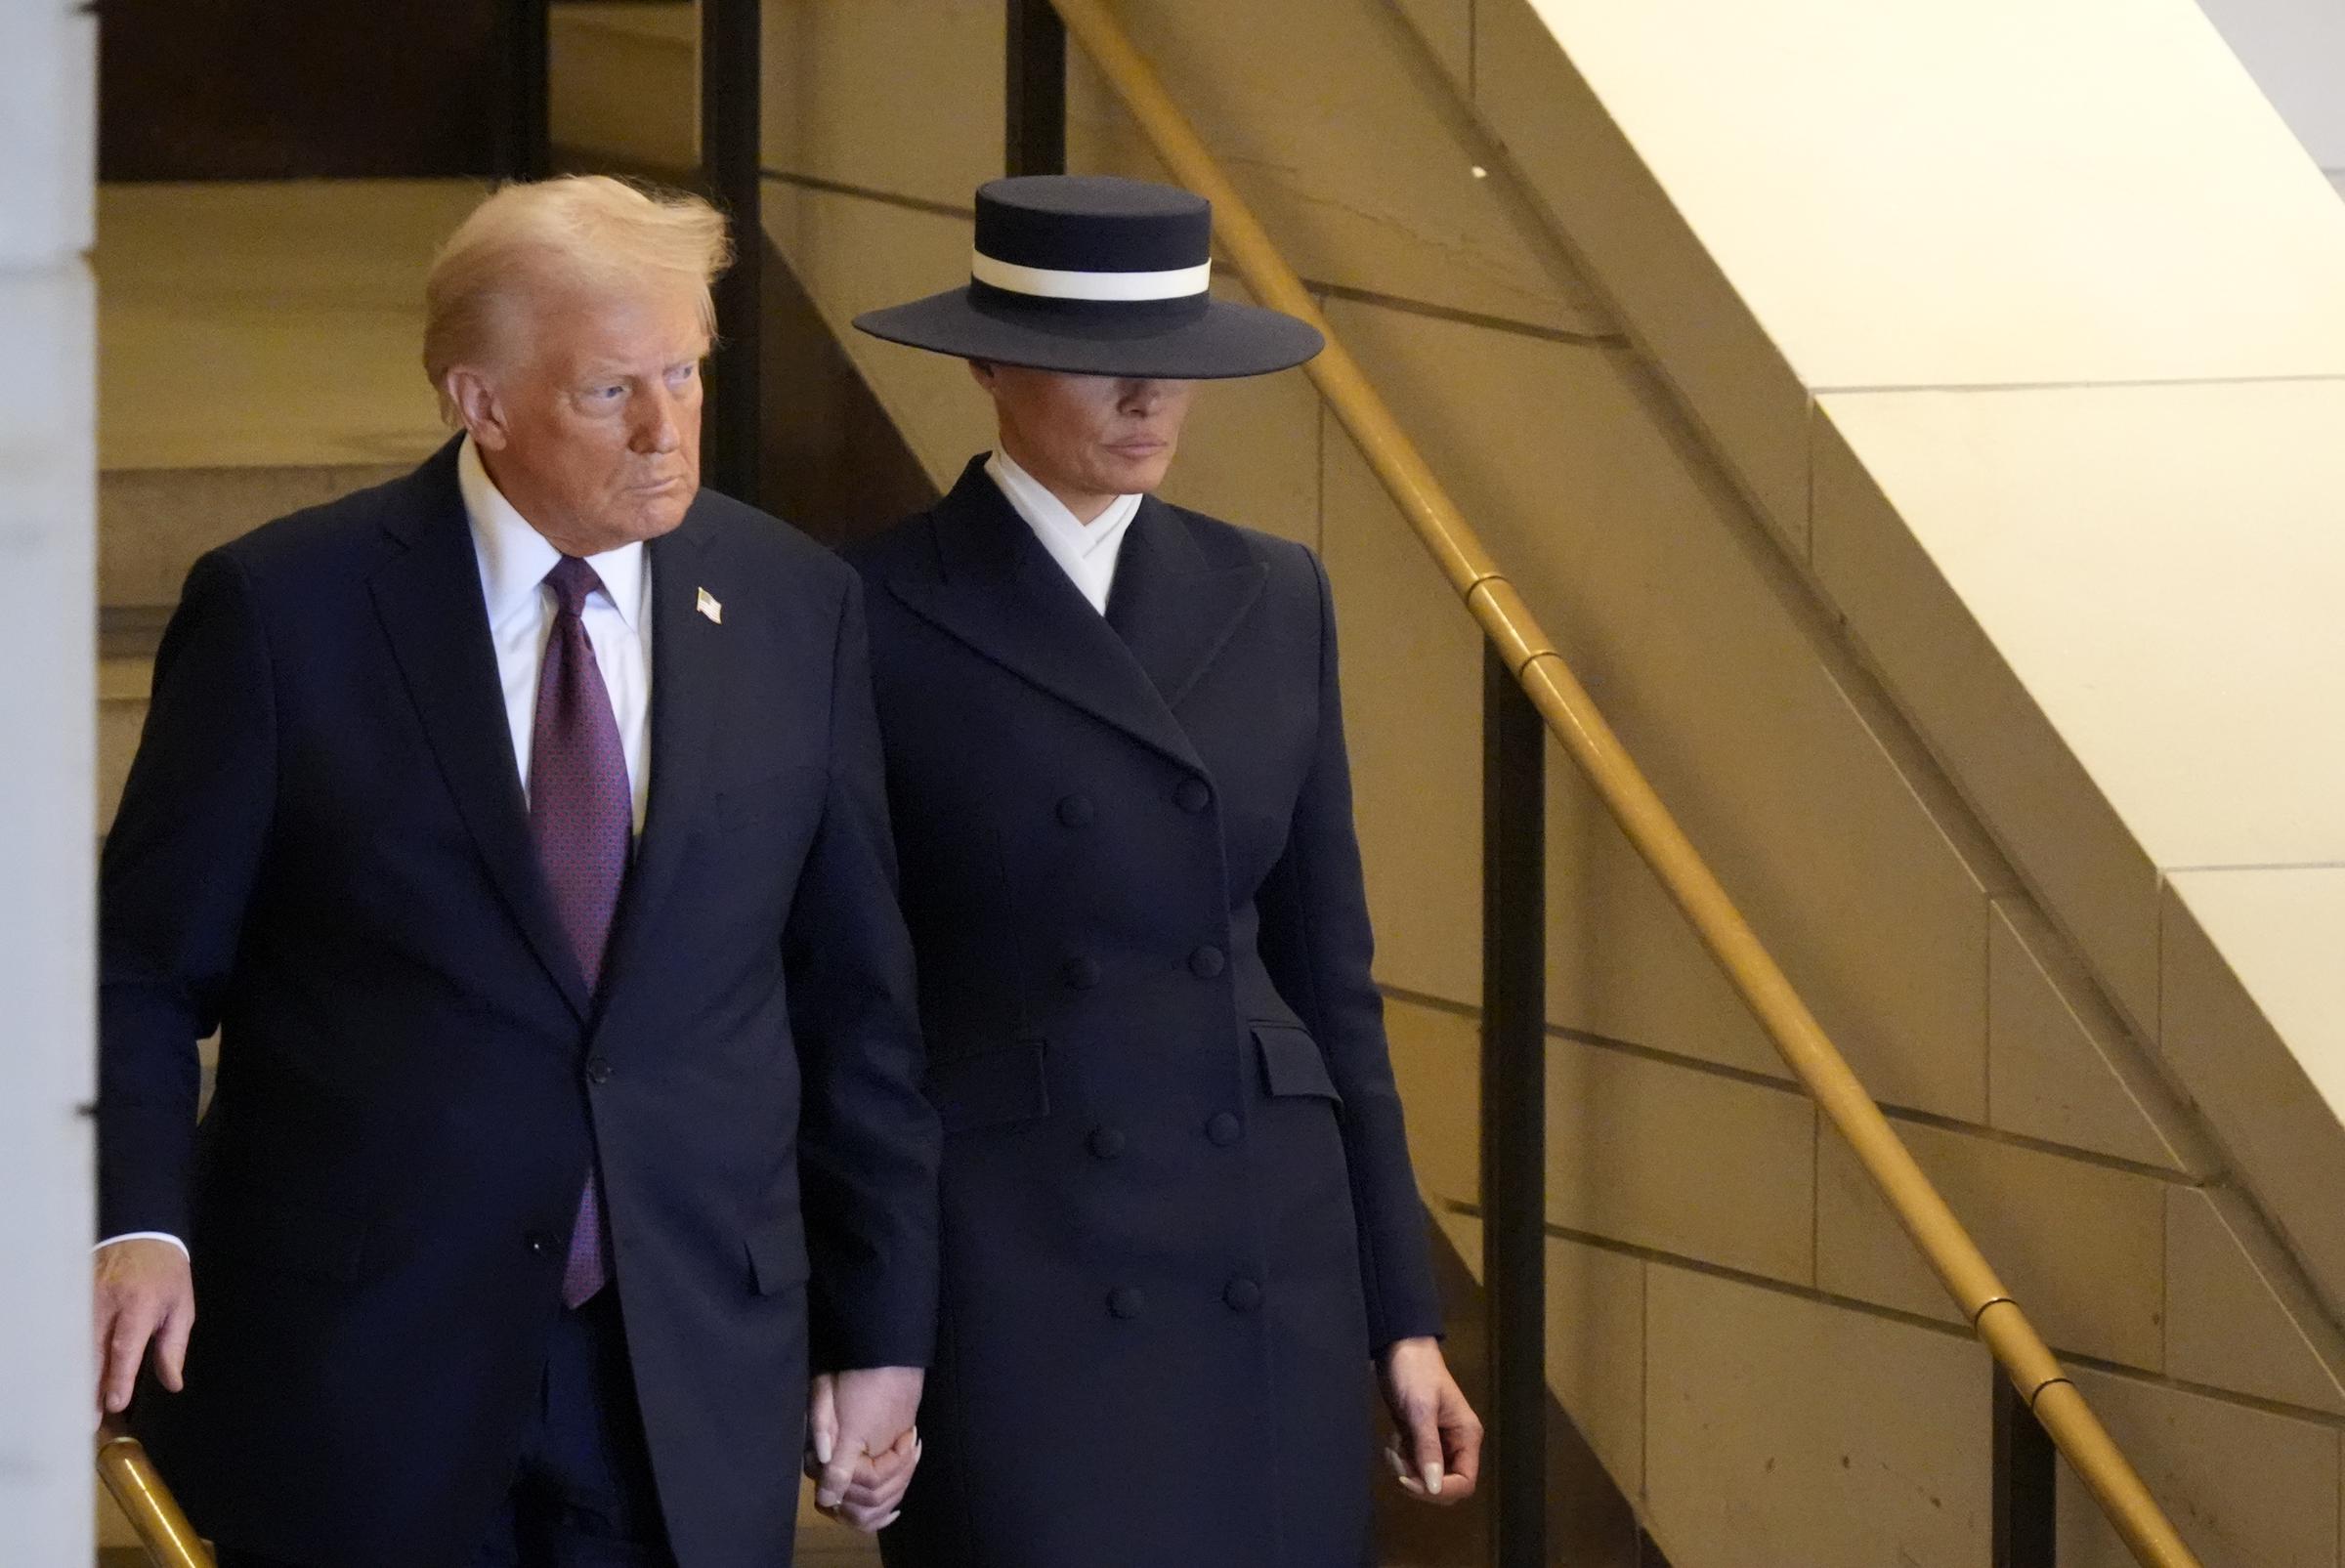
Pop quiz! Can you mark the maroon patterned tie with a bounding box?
[531,555,632,1308]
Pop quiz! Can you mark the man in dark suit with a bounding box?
[90,176,934,1567]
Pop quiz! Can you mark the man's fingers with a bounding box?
[816,1447,864,1510]
[101,1305,158,1416]
[153,1295,195,1394]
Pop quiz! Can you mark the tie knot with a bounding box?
[545,556,605,618]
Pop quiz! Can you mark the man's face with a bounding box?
[461,277,710,556]
[973,363,1198,519]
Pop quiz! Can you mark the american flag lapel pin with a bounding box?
[696,586,723,625]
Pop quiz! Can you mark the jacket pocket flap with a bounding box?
[745,1216,810,1296]
[925,1041,1049,1132]
[1254,1025,1342,1103]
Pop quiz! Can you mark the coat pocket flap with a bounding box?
[745,1215,810,1296]
[924,1041,1050,1132]
[1254,1024,1342,1103]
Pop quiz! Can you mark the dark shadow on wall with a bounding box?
[756,233,940,548]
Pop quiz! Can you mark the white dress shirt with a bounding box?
[986,448,1141,615]
[98,438,655,1259]
[460,435,654,832]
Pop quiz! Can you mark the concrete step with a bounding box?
[102,461,414,612]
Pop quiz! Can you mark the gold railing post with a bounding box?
[1044,1,2205,1563]
[97,1424,215,1567]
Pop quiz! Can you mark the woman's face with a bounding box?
[971,362,1198,520]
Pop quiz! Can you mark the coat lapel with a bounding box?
[595,510,721,1008]
[368,443,592,1022]
[1103,495,1266,710]
[886,460,1210,774]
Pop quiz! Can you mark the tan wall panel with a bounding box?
[1320,426,1483,1006]
[1064,0,1608,337]
[2056,1365,2342,1568]
[549,4,698,169]
[2163,870,2345,1320]
[761,184,995,490]
[1644,1264,1991,1568]
[1324,296,1994,1119]
[760,0,999,209]
[1816,1119,2166,1370]
[2166,1185,2345,1418]
[1988,897,2204,1173]
[1547,1036,1815,1285]
[1385,996,1481,1208]
[1469,0,1812,548]
[1148,281,1321,549]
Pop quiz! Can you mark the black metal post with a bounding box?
[1993,1374,2059,1567]
[702,0,763,507]
[1005,0,1067,177]
[500,0,552,180]
[1481,648,1548,1568]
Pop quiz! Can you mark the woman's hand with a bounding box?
[803,1369,924,1532]
[1379,1336,1482,1505]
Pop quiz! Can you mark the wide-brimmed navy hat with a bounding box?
[851,175,1323,380]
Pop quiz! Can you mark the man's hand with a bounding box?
[94,1240,193,1421]
[1380,1336,1481,1505]
[804,1366,924,1532]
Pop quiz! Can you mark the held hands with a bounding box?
[93,1239,194,1422]
[1380,1336,1482,1505]
[804,1366,925,1533]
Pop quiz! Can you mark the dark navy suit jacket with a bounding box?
[99,440,939,1568]
[854,459,1441,1568]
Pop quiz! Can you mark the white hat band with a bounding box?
[970,251,1212,303]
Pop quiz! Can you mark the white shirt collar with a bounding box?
[458,434,648,630]
[985,448,1141,560]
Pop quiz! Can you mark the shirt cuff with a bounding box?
[97,1232,189,1259]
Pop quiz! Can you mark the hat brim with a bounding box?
[851,287,1323,380]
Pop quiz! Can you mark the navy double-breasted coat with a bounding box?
[852,457,1443,1568]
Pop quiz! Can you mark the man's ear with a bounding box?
[447,366,509,451]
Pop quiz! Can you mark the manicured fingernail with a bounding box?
[814,1430,834,1465]
[880,1511,903,1530]
[1422,1463,1444,1497]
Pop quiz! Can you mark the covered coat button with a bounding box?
[1173,779,1212,814]
[1088,1126,1127,1161]
[1063,956,1102,990]
[1206,1112,1242,1147]
[1223,1277,1263,1314]
[1056,794,1095,827]
[1108,1286,1147,1320]
[1188,946,1225,979]
[584,1057,614,1084]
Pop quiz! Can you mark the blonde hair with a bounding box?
[422,175,735,422]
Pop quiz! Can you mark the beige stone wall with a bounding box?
[761,1,2345,1562]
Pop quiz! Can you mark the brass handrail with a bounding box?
[1045,1,2201,1562]
[97,1423,214,1567]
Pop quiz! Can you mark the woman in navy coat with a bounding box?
[837,176,1481,1568]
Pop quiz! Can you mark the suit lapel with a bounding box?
[595,511,721,1008]
[887,461,1209,774]
[1103,496,1266,710]
[368,445,592,1022]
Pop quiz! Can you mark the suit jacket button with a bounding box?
[1206,1112,1242,1147]
[1088,1126,1127,1161]
[1064,956,1102,990]
[1223,1277,1262,1314]
[1174,779,1213,814]
[1188,945,1225,979]
[584,1057,614,1084]
[1108,1286,1146,1320]
[1057,794,1095,827]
